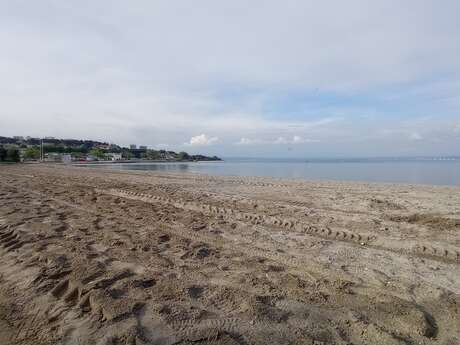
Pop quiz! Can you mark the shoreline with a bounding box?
[72,158,223,164]
[70,162,460,190]
[7,160,460,189]
[14,159,460,187]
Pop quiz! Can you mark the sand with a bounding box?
[0,164,459,345]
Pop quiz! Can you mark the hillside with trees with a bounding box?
[0,136,221,162]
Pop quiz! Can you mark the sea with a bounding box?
[77,157,460,187]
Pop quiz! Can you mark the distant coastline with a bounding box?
[0,135,221,163]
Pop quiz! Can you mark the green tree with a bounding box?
[177,151,190,161]
[6,147,20,162]
[44,145,65,153]
[122,150,133,159]
[89,148,106,159]
[72,152,85,160]
[145,149,160,160]
[24,147,40,160]
[0,146,6,161]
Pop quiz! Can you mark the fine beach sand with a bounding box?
[0,164,459,345]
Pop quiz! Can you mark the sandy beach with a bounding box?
[0,164,459,345]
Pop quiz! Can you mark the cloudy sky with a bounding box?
[1,0,459,157]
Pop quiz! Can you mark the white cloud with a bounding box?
[236,138,263,145]
[236,135,317,146]
[274,136,317,145]
[292,136,304,144]
[409,132,423,141]
[274,137,291,144]
[186,134,218,146]
[155,143,170,148]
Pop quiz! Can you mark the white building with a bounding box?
[107,153,122,161]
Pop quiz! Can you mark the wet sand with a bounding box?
[0,164,459,345]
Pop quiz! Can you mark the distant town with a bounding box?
[0,136,221,163]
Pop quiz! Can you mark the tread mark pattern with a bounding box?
[101,188,375,247]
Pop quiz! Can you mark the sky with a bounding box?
[1,0,460,157]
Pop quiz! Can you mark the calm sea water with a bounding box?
[78,158,460,186]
